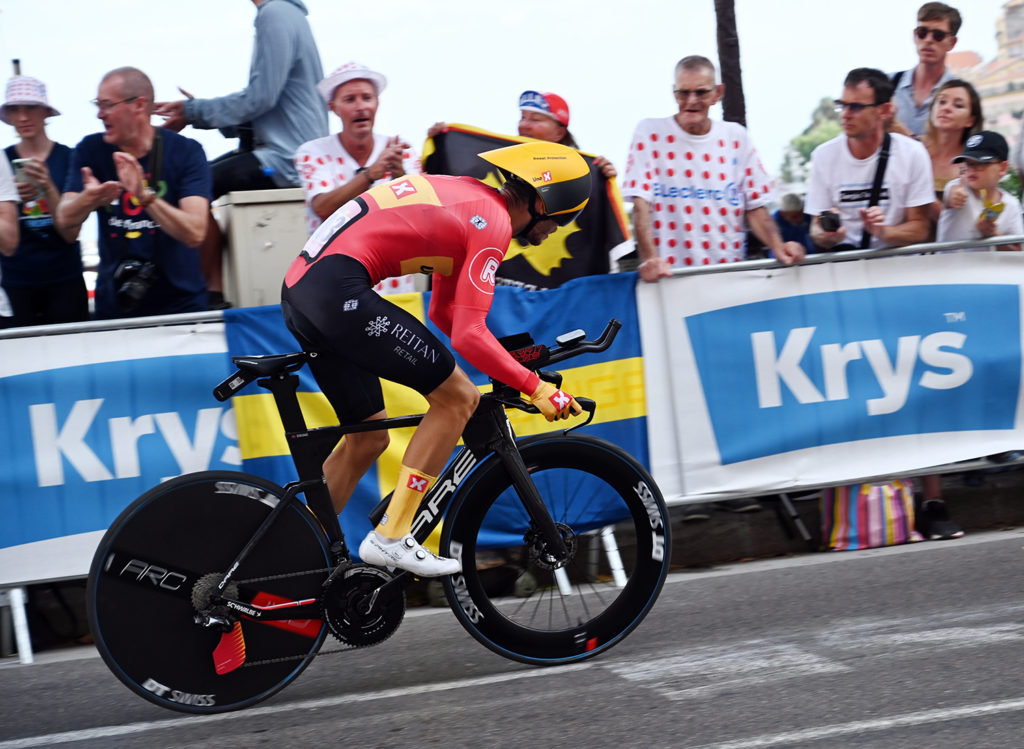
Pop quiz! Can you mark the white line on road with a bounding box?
[0,663,592,748]
[688,697,1024,749]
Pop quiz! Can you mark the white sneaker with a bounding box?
[358,532,461,577]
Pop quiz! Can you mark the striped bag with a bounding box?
[820,480,924,551]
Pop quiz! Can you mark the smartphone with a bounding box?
[12,157,32,183]
[11,158,43,201]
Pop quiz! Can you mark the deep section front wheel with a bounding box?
[441,434,670,665]
[87,471,331,713]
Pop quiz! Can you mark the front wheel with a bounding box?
[440,434,671,665]
[87,471,332,713]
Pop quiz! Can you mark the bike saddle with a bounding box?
[232,352,309,377]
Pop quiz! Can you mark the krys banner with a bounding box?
[639,252,1024,500]
[0,323,238,551]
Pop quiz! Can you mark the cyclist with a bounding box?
[281,140,591,576]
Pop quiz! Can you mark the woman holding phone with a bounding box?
[2,75,88,326]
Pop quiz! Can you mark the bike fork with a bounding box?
[489,415,570,562]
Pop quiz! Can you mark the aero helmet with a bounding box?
[478,141,591,227]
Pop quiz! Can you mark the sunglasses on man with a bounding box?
[915,26,952,42]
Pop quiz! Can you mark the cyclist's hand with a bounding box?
[529,381,582,422]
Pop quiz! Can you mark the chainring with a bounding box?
[322,565,405,647]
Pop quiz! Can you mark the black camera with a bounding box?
[114,258,159,311]
[818,210,841,233]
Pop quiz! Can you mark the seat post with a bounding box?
[258,374,346,554]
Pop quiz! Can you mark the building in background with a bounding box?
[953,0,1024,145]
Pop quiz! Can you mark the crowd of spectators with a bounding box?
[0,0,1017,544]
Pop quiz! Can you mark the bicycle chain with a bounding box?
[232,566,387,667]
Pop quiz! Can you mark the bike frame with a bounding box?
[205,321,619,624]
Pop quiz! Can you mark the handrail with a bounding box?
[0,310,225,340]
[666,234,1024,278]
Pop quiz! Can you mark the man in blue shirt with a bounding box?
[890,2,961,137]
[772,193,817,256]
[57,67,212,320]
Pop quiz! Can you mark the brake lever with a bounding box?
[565,397,597,433]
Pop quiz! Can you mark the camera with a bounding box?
[818,210,841,233]
[114,258,159,311]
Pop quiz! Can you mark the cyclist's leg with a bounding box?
[374,366,479,537]
[322,414,390,514]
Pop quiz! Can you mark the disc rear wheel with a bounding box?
[87,471,332,713]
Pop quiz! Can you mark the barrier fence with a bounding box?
[3,236,1024,662]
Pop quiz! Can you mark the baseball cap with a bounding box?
[952,131,1009,164]
[0,76,60,125]
[518,90,570,127]
[316,62,387,104]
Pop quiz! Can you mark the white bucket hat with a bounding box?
[316,62,387,104]
[0,76,60,125]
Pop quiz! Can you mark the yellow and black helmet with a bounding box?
[478,141,591,227]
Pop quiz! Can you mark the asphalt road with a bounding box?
[4,527,1024,748]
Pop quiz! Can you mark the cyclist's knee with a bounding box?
[350,429,390,461]
[428,369,479,421]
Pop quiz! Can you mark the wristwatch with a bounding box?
[356,167,371,183]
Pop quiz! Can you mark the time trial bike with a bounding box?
[86,319,671,713]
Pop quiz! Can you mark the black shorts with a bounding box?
[281,254,456,423]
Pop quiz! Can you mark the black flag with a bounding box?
[423,124,629,289]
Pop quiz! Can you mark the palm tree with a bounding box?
[715,0,746,126]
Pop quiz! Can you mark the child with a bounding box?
[937,131,1023,252]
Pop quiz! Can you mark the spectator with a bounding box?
[0,152,18,328]
[154,0,327,308]
[890,2,962,137]
[808,67,963,541]
[772,193,817,256]
[622,55,804,519]
[938,131,1022,252]
[428,90,618,178]
[1,75,88,326]
[296,63,420,235]
[517,90,616,178]
[621,55,804,282]
[57,67,211,320]
[807,68,934,252]
[921,79,981,202]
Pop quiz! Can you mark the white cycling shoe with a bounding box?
[358,531,461,577]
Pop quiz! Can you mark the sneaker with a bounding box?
[358,531,461,576]
[680,503,712,522]
[918,500,965,541]
[714,498,763,513]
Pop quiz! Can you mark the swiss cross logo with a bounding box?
[407,475,429,492]
[549,390,571,409]
[542,171,552,182]
[391,180,417,198]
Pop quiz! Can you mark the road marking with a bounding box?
[605,642,849,701]
[0,663,592,748]
[688,697,1024,749]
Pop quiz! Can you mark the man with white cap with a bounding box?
[1,75,88,326]
[295,62,420,236]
